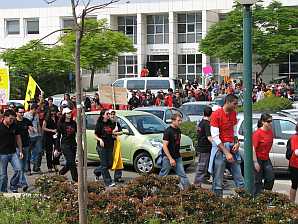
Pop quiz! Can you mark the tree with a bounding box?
[199,1,298,79]
[0,41,74,96]
[61,19,135,90]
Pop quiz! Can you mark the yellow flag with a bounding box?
[0,68,10,105]
[24,76,38,110]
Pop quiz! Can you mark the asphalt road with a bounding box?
[6,157,298,203]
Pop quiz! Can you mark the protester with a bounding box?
[194,106,213,186]
[110,110,124,183]
[165,88,174,107]
[24,103,43,174]
[0,109,23,193]
[286,123,298,202]
[45,97,59,114]
[183,90,196,103]
[43,110,59,173]
[159,113,190,189]
[128,91,140,110]
[54,108,78,182]
[140,66,149,77]
[93,109,116,187]
[252,113,274,196]
[15,107,33,192]
[173,91,183,108]
[208,94,244,197]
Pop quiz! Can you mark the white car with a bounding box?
[237,113,297,173]
[179,101,212,123]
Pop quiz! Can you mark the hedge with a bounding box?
[180,121,197,148]
[238,96,293,113]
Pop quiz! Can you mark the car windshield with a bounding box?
[180,104,207,116]
[126,115,167,134]
[139,110,164,120]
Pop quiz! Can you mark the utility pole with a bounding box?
[238,0,256,195]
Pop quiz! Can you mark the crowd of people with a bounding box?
[0,78,297,200]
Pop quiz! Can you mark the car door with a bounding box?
[272,119,296,169]
[117,117,135,164]
[85,114,99,161]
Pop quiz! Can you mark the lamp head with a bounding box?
[237,0,257,5]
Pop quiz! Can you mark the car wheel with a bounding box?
[133,152,154,174]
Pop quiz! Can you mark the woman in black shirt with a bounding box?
[94,109,116,187]
[54,108,78,182]
[42,110,59,173]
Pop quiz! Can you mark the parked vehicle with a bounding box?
[237,113,297,173]
[85,110,196,173]
[276,109,298,121]
[134,106,190,124]
[112,77,183,95]
[179,101,212,123]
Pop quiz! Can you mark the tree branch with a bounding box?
[85,0,120,14]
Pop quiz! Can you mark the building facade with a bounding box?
[0,0,297,88]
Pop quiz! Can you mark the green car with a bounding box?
[85,110,196,173]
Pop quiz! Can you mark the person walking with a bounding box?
[93,109,116,187]
[159,113,190,189]
[24,103,43,174]
[42,110,59,173]
[286,123,298,202]
[15,107,33,191]
[252,113,274,196]
[0,109,23,193]
[54,108,78,182]
[110,110,124,183]
[194,106,213,186]
[208,94,244,197]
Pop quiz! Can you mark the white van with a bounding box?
[112,77,183,94]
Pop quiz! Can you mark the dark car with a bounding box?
[134,106,190,124]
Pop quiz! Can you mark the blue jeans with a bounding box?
[17,148,29,188]
[159,156,190,189]
[212,149,244,197]
[30,136,42,170]
[94,146,113,186]
[0,153,22,192]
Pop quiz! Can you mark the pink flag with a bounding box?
[203,66,213,75]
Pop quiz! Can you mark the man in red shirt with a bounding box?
[140,66,149,77]
[208,94,244,197]
[165,88,174,107]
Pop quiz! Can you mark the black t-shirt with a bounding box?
[197,119,212,153]
[0,122,20,155]
[163,126,181,159]
[15,118,33,147]
[44,118,57,140]
[95,120,116,149]
[56,120,77,149]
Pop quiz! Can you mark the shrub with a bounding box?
[31,174,298,224]
[0,195,65,224]
[238,96,293,113]
[180,121,197,148]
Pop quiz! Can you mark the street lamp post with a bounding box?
[238,0,256,195]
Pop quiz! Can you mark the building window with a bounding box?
[118,55,138,78]
[118,16,137,45]
[177,12,202,43]
[6,19,20,35]
[279,53,298,76]
[147,14,169,44]
[178,54,202,82]
[62,18,74,32]
[26,18,39,34]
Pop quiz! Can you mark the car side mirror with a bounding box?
[122,129,130,135]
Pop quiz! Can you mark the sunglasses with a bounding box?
[265,120,272,123]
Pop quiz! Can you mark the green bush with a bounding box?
[0,195,65,224]
[238,96,293,113]
[180,121,197,148]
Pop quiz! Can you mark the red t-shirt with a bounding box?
[165,95,173,107]
[252,128,273,160]
[210,108,237,143]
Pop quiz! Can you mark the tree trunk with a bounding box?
[89,69,95,90]
[75,28,87,224]
[256,63,268,83]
